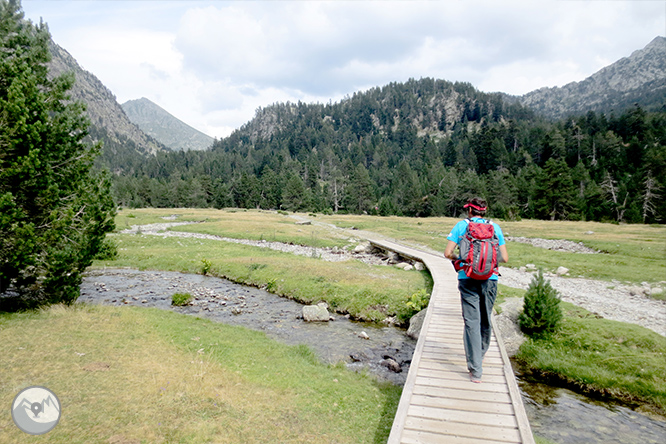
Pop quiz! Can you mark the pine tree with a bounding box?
[0,0,115,308]
[518,270,563,337]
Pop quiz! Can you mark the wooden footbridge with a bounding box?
[367,237,535,444]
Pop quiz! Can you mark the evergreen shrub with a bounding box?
[519,270,563,337]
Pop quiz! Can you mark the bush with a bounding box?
[94,237,119,260]
[171,293,193,306]
[200,258,212,275]
[519,270,563,337]
[398,289,430,323]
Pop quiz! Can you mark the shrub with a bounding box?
[398,289,430,323]
[171,293,193,306]
[94,237,119,260]
[200,259,212,275]
[519,270,563,337]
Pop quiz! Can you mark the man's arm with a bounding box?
[499,244,509,263]
[444,240,458,260]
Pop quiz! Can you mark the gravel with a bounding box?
[505,236,599,254]
[499,267,665,337]
[120,222,388,265]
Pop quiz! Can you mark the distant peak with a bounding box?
[646,36,665,48]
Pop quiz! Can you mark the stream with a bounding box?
[78,268,666,444]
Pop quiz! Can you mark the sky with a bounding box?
[20,0,666,139]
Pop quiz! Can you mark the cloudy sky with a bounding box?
[21,0,666,139]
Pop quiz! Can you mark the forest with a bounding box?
[102,78,666,224]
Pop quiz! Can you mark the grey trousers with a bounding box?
[458,278,498,379]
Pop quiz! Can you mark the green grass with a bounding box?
[115,208,666,287]
[116,208,350,248]
[316,214,666,287]
[0,304,401,443]
[512,297,666,415]
[99,231,430,323]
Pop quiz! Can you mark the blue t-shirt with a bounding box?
[447,217,505,280]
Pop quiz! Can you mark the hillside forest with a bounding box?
[104,79,666,224]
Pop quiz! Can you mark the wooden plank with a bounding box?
[412,383,512,404]
[417,367,506,385]
[492,317,537,444]
[404,416,522,443]
[418,358,504,376]
[402,428,520,444]
[409,393,514,415]
[422,349,504,366]
[407,404,519,428]
[415,375,510,395]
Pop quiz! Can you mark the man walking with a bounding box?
[444,197,509,383]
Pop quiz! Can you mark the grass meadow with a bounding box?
[2,208,665,442]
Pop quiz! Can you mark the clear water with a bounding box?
[518,374,666,444]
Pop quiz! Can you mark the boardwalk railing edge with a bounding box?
[368,239,535,444]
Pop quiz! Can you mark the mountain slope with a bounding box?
[122,98,214,151]
[47,41,165,156]
[518,36,666,119]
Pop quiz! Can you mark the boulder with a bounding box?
[358,331,370,340]
[354,242,374,253]
[556,266,569,276]
[395,262,414,271]
[407,309,427,340]
[414,262,425,271]
[380,358,402,373]
[302,305,330,322]
[628,287,645,296]
[387,251,400,264]
[649,287,663,296]
[495,298,527,356]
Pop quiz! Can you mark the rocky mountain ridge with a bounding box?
[47,35,664,159]
[47,42,165,156]
[517,36,666,119]
[122,98,214,151]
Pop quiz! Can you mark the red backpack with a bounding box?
[458,219,500,280]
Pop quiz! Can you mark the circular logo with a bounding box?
[11,386,61,435]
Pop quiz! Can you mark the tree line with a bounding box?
[107,80,665,224]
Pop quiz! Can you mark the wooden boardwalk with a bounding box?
[367,238,535,444]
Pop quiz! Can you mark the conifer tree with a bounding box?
[0,0,115,308]
[518,270,563,337]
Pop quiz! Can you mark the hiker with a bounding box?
[444,197,509,383]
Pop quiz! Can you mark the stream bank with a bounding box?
[79,268,416,385]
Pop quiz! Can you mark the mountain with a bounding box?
[122,98,214,151]
[219,79,535,151]
[47,41,165,157]
[517,36,666,119]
